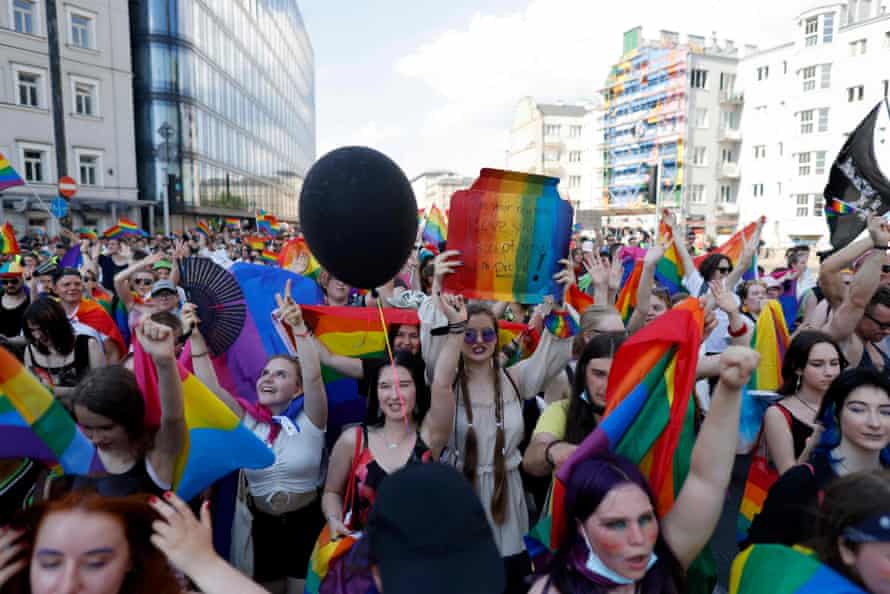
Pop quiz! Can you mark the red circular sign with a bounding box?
[58,176,77,198]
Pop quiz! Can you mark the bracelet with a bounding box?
[448,321,468,334]
[543,310,579,339]
[728,323,747,338]
[544,440,565,467]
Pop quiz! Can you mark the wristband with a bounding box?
[543,310,579,339]
[544,440,565,467]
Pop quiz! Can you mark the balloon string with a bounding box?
[375,298,408,425]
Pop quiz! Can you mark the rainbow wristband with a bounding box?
[543,310,579,339]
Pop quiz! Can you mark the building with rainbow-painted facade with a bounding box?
[599,27,754,243]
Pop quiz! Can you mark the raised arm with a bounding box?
[818,235,874,307]
[139,318,187,488]
[665,211,697,284]
[275,282,327,430]
[581,253,611,305]
[182,304,244,418]
[313,337,364,379]
[419,250,461,384]
[725,218,764,290]
[661,346,758,570]
[422,293,465,456]
[114,252,164,311]
[710,280,752,346]
[627,243,664,334]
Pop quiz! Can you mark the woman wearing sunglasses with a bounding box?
[113,252,173,330]
[420,251,575,594]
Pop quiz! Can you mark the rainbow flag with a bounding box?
[245,236,265,251]
[260,249,278,264]
[302,305,420,441]
[131,338,274,501]
[615,260,643,323]
[730,544,866,594]
[74,298,127,359]
[565,283,593,313]
[278,238,320,279]
[305,529,359,594]
[498,321,539,367]
[826,198,855,216]
[196,220,212,239]
[225,217,240,230]
[256,210,279,235]
[444,169,573,304]
[422,205,448,246]
[0,347,102,475]
[526,299,703,569]
[1,222,20,255]
[748,301,790,391]
[654,218,687,295]
[77,227,98,240]
[0,152,25,192]
[103,224,123,239]
[694,219,761,281]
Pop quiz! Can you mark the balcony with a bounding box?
[719,91,744,105]
[719,163,740,179]
[719,127,742,143]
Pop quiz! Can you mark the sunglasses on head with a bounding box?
[464,328,498,345]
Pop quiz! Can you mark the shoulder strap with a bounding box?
[504,368,521,400]
[776,402,793,428]
[342,425,364,524]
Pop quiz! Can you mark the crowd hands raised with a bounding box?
[0,216,889,594]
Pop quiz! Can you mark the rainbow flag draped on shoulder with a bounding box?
[748,300,790,391]
[526,298,704,569]
[0,347,103,475]
[730,544,866,594]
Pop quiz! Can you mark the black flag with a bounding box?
[824,98,890,249]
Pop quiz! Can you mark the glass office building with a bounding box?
[130,0,315,221]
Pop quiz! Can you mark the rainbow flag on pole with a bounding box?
[422,205,448,246]
[615,260,643,323]
[279,238,320,279]
[225,217,240,230]
[132,339,274,501]
[260,249,278,264]
[0,347,103,475]
[526,298,704,569]
[196,220,212,239]
[826,198,855,216]
[1,222,20,255]
[730,544,866,594]
[654,216,687,295]
[694,218,762,281]
[0,152,25,192]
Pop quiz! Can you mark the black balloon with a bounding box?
[299,147,418,289]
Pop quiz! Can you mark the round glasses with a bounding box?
[464,328,497,345]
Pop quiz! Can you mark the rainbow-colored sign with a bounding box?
[444,169,573,304]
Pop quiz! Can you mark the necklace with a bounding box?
[382,429,412,449]
[793,394,819,415]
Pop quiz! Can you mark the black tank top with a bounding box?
[26,335,93,388]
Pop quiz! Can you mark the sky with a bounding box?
[299,0,812,180]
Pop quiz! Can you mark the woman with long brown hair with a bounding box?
[420,251,575,593]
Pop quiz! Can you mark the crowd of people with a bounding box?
[0,212,889,594]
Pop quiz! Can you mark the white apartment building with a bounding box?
[737,0,890,249]
[507,96,604,215]
[0,0,138,235]
[410,170,475,213]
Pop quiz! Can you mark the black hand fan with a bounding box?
[178,257,246,357]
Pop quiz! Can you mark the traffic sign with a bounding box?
[50,197,69,218]
[59,176,77,199]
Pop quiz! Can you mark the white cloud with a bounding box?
[390,0,807,177]
[317,120,403,158]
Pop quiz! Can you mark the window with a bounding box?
[15,69,40,107]
[820,64,832,89]
[847,85,865,102]
[800,110,814,134]
[753,145,766,159]
[568,175,581,188]
[77,152,100,186]
[818,108,829,132]
[849,39,867,56]
[805,17,818,46]
[569,125,582,137]
[721,148,735,163]
[884,79,889,97]
[692,146,707,165]
[690,185,706,204]
[73,80,97,115]
[753,183,764,197]
[778,142,784,156]
[543,149,560,162]
[695,108,708,128]
[13,0,35,34]
[22,149,45,182]
[720,110,738,130]
[690,69,708,89]
[568,151,582,163]
[814,195,824,217]
[824,13,834,43]
[815,151,826,175]
[885,31,890,48]
[802,66,817,91]
[756,66,769,81]
[719,185,734,203]
[798,152,811,176]
[70,12,93,49]
[796,194,809,217]
[544,124,561,137]
[719,72,736,92]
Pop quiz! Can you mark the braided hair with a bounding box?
[456,303,512,524]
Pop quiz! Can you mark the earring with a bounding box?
[795,373,802,394]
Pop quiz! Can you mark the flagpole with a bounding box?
[26,185,62,237]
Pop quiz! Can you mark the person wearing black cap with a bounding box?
[366,463,506,594]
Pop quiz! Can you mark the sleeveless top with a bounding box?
[772,403,814,459]
[67,458,169,497]
[348,425,431,530]
[859,342,890,377]
[26,335,92,388]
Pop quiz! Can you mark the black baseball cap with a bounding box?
[366,463,504,594]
